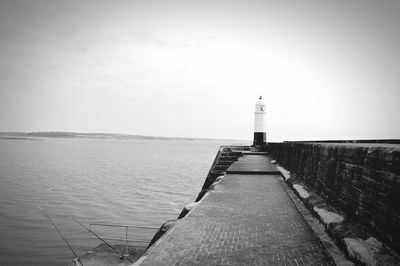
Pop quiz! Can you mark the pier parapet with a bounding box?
[267,141,400,256]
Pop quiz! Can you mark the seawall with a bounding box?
[267,141,400,254]
[137,150,336,265]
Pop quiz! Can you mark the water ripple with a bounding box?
[0,138,236,265]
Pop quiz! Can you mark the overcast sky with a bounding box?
[0,0,399,141]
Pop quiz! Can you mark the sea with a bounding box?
[0,138,246,266]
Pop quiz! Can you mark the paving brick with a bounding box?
[139,155,334,266]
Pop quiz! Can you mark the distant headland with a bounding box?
[0,132,245,142]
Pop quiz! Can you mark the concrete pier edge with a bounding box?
[268,141,400,265]
[137,152,334,265]
[276,173,354,266]
[134,184,214,266]
[276,165,400,265]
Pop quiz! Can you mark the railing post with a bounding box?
[125,226,128,261]
[88,224,93,253]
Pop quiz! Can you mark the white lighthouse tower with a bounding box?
[253,96,267,148]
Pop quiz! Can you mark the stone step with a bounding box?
[219,156,237,161]
[213,165,229,171]
[220,152,243,157]
[216,161,234,166]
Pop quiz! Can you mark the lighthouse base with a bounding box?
[253,132,267,147]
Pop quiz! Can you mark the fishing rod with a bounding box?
[39,207,84,266]
[72,217,133,263]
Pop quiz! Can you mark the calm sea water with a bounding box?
[0,138,242,266]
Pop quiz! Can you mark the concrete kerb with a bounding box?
[272,160,400,266]
[177,202,199,219]
[195,173,226,202]
[276,171,353,266]
[209,174,225,190]
[180,174,225,219]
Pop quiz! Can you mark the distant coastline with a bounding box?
[0,131,247,142]
[0,136,40,140]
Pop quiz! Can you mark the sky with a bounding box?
[0,0,399,141]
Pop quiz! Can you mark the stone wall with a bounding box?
[267,142,400,253]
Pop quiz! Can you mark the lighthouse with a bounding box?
[253,96,267,148]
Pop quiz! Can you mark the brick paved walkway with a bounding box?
[137,155,334,266]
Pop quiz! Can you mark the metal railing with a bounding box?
[88,223,158,257]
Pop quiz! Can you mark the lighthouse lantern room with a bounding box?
[253,96,267,149]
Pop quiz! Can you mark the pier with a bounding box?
[137,153,334,265]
